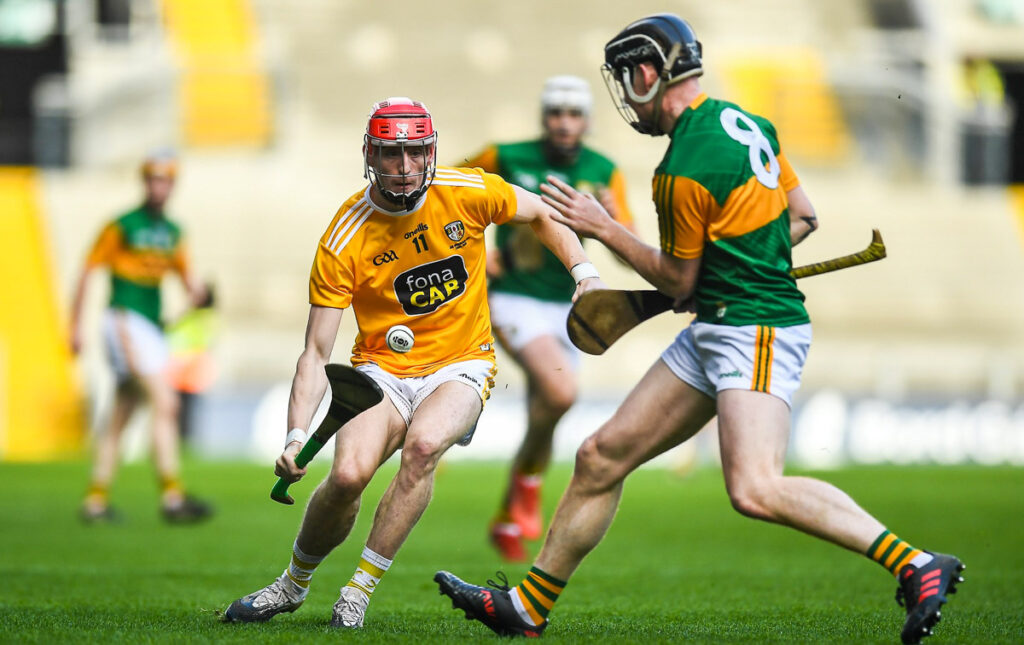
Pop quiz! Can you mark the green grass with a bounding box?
[0,460,1021,643]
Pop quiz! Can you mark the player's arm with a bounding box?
[507,184,605,298]
[787,185,818,246]
[68,267,94,355]
[778,151,817,246]
[70,223,121,354]
[540,175,699,300]
[276,305,344,482]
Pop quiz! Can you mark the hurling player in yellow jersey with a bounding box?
[70,150,212,524]
[223,98,603,629]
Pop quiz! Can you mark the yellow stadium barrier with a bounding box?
[160,0,273,146]
[0,168,84,460]
[1011,185,1024,245]
[719,49,851,164]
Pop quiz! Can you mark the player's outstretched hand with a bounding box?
[572,276,606,303]
[274,443,307,483]
[541,175,613,240]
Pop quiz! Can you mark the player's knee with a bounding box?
[726,478,778,521]
[543,384,576,417]
[401,436,445,474]
[327,463,371,498]
[573,434,623,491]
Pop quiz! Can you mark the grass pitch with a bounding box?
[0,459,1021,643]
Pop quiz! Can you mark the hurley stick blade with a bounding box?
[567,289,674,355]
[271,364,384,505]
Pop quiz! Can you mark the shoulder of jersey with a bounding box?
[432,166,488,189]
[322,190,374,256]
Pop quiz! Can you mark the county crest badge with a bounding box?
[444,220,465,242]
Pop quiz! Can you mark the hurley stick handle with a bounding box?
[270,435,326,505]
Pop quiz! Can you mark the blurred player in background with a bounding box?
[223,97,604,630]
[70,150,212,524]
[462,76,635,561]
[436,15,965,645]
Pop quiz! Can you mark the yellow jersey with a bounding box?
[310,166,518,377]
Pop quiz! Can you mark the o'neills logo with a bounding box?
[394,255,469,315]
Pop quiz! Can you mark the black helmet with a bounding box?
[601,14,703,135]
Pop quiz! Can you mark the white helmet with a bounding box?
[540,75,593,115]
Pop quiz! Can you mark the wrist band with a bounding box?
[570,262,600,284]
[285,428,308,448]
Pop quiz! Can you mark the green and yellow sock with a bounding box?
[509,567,567,626]
[345,546,392,598]
[285,541,325,590]
[867,530,933,577]
[159,476,184,507]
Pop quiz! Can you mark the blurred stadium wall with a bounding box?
[2,0,1023,465]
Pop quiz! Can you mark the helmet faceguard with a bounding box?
[363,97,437,211]
[602,14,703,136]
[540,75,593,162]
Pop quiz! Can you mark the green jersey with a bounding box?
[655,94,809,327]
[465,140,633,302]
[85,206,188,325]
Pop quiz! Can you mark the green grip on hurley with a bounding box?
[270,436,325,505]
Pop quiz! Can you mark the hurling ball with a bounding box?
[386,325,415,353]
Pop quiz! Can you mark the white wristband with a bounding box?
[570,262,600,284]
[285,427,308,448]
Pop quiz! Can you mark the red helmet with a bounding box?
[363,97,437,211]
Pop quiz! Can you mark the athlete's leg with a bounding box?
[716,389,885,551]
[534,359,716,580]
[224,397,406,624]
[296,397,407,557]
[716,389,964,644]
[83,380,141,517]
[514,334,578,475]
[365,381,482,558]
[138,372,183,500]
[327,381,482,628]
[436,359,716,633]
[494,333,577,550]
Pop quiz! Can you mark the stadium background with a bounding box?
[3,0,1022,468]
[1,1,1023,642]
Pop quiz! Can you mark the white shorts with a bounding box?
[355,359,496,446]
[660,322,811,408]
[102,308,169,383]
[489,291,577,360]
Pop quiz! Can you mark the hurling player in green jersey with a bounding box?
[436,15,964,644]
[462,76,635,561]
[70,150,212,525]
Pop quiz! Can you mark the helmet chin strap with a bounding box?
[632,42,683,137]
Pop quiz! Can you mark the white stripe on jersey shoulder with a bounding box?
[435,167,485,184]
[333,207,372,253]
[431,179,487,189]
[326,198,370,250]
[327,200,372,253]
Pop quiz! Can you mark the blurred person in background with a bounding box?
[461,75,635,561]
[436,15,964,645]
[166,282,219,444]
[69,149,213,524]
[222,97,604,630]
